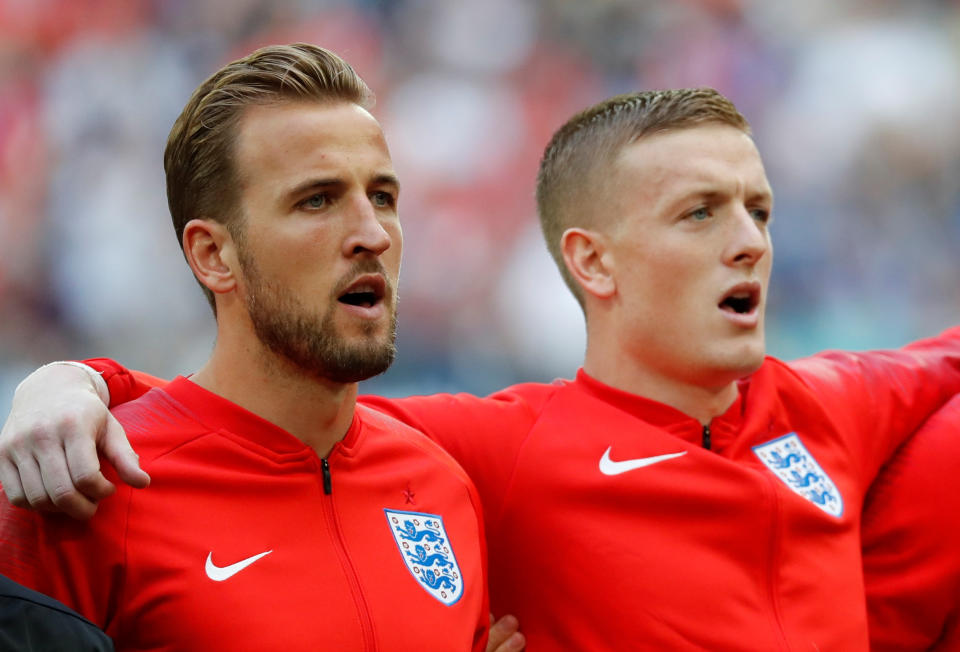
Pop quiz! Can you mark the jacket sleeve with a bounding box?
[82,358,168,408]
[788,325,960,481]
[360,386,551,531]
[861,395,960,651]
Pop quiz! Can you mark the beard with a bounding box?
[237,246,397,384]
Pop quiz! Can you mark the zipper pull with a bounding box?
[321,458,332,495]
[702,424,712,450]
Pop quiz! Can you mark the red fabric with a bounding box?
[82,328,960,649]
[361,327,960,650]
[862,394,960,651]
[84,357,163,405]
[0,376,488,651]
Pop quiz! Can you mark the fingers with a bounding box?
[0,363,137,519]
[63,422,117,505]
[43,445,103,520]
[7,453,56,512]
[28,410,112,518]
[3,421,60,512]
[100,413,149,489]
[9,422,105,519]
[487,614,525,652]
[0,456,26,508]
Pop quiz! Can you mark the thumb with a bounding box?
[100,413,150,488]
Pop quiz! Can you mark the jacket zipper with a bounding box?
[321,457,332,494]
[319,458,377,650]
[702,424,712,450]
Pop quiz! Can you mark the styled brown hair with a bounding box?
[535,88,751,307]
[164,43,374,310]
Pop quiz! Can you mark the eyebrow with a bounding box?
[747,188,774,204]
[286,173,401,199]
[372,173,401,192]
[660,185,773,215]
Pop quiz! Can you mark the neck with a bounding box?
[582,341,739,425]
[191,325,357,458]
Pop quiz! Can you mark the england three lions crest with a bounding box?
[753,433,844,518]
[384,509,464,605]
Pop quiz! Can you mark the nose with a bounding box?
[343,196,393,257]
[724,207,769,267]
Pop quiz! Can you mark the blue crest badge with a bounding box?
[384,509,464,605]
[752,433,844,517]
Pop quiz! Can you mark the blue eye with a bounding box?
[689,207,711,221]
[750,208,770,223]
[303,194,327,209]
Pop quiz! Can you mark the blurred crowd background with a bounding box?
[2,0,959,414]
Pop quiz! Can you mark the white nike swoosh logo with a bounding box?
[205,550,273,582]
[599,447,687,476]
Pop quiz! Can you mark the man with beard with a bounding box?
[3,88,960,649]
[0,44,498,651]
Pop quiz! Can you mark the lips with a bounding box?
[718,281,761,320]
[337,274,386,310]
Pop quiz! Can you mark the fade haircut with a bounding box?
[164,43,374,311]
[535,88,751,308]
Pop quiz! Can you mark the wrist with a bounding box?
[25,361,111,405]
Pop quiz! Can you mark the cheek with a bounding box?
[641,249,701,299]
[388,222,403,254]
[635,260,713,339]
[385,224,403,276]
[386,218,402,245]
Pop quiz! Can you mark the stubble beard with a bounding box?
[237,247,397,384]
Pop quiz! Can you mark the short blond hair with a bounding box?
[164,43,374,310]
[535,88,751,308]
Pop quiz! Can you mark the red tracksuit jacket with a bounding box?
[862,393,960,650]
[0,376,489,651]
[54,327,960,649]
[363,329,960,649]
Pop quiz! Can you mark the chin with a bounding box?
[735,345,766,377]
[711,340,766,383]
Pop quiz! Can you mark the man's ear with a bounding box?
[561,227,616,300]
[182,219,239,296]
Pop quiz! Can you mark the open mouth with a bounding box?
[718,283,760,315]
[338,276,386,309]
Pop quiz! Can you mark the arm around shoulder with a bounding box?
[0,360,149,520]
[787,328,960,474]
[361,384,555,527]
